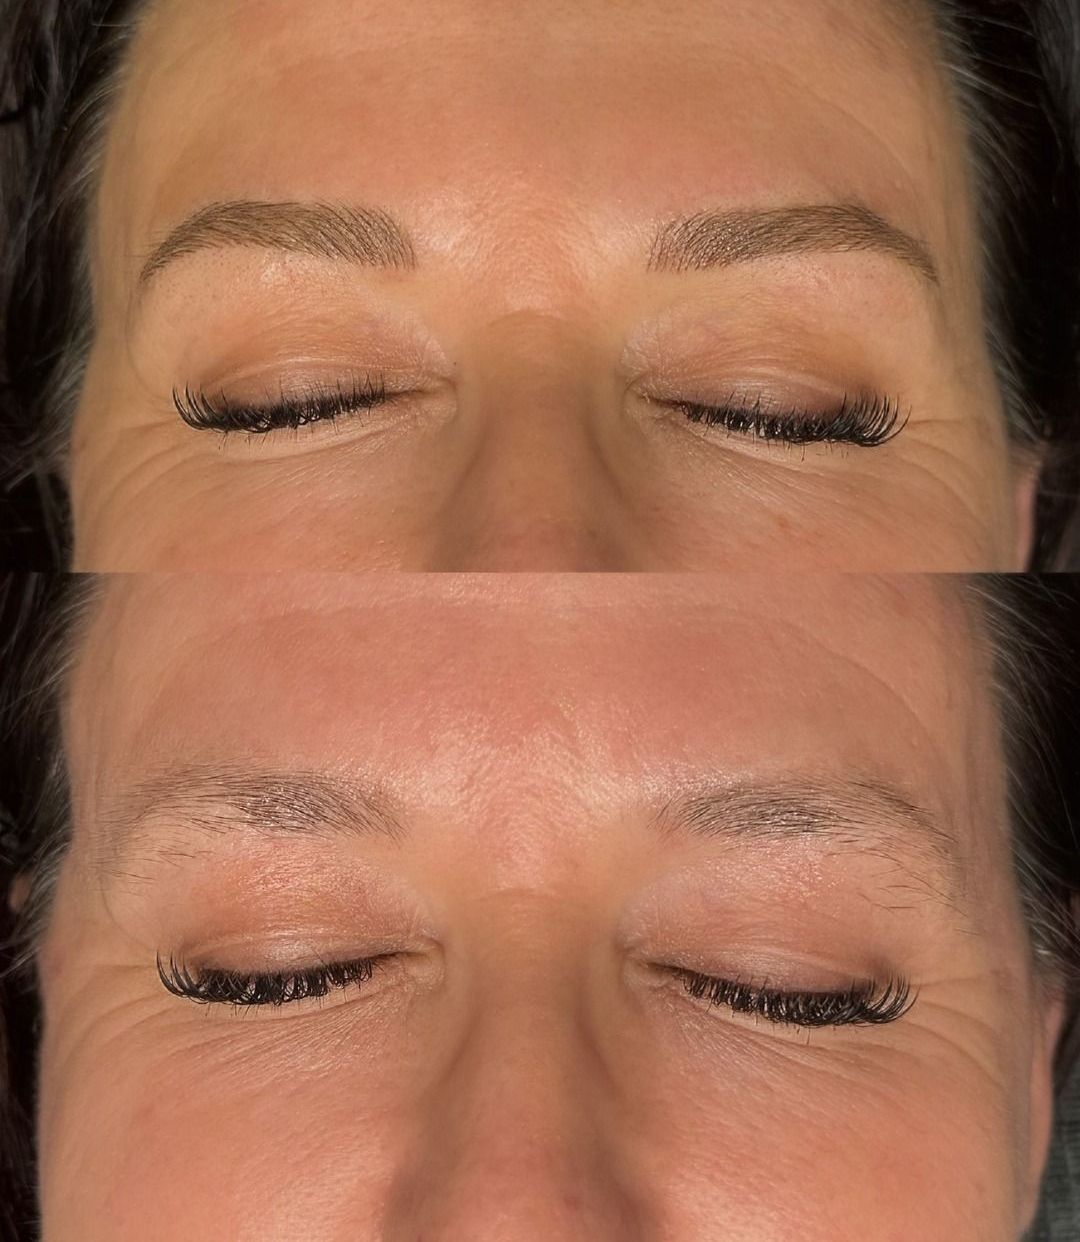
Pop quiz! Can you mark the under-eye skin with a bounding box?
[172,375,396,435]
[655,390,907,448]
[156,953,384,1007]
[673,970,916,1028]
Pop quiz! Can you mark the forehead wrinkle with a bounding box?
[92,764,406,873]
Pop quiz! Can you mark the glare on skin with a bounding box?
[69,0,1034,571]
[38,575,1062,1239]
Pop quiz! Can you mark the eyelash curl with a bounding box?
[173,377,903,448]
[156,951,914,1030]
[676,970,915,1028]
[172,376,392,435]
[157,954,380,1007]
[667,391,907,448]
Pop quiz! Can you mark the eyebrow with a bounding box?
[97,765,405,871]
[137,200,418,291]
[653,775,960,899]
[136,198,938,296]
[647,203,939,285]
[98,766,958,904]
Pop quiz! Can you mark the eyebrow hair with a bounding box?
[96,765,405,871]
[653,776,961,900]
[137,200,418,291]
[99,766,959,907]
[647,203,939,285]
[135,198,938,298]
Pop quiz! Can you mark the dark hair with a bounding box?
[1,0,1080,567]
[931,0,1080,569]
[0,575,74,1242]
[0,1,143,567]
[975,576,1080,1085]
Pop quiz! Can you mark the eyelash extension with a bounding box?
[172,376,392,435]
[668,391,907,448]
[677,970,915,1029]
[157,954,380,1007]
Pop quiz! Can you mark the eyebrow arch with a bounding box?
[136,199,937,306]
[653,776,959,897]
[137,200,418,292]
[647,203,939,285]
[97,765,406,871]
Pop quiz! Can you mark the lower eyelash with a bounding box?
[668,392,907,448]
[157,954,380,1007]
[676,970,915,1028]
[173,376,392,435]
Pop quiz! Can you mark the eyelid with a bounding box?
[173,373,402,435]
[156,952,389,1008]
[646,389,908,448]
[665,966,916,1029]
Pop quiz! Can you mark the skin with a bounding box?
[69,0,1036,570]
[37,575,1062,1239]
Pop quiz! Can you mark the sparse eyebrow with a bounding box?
[95,768,960,906]
[647,203,939,286]
[96,764,405,871]
[137,200,418,293]
[653,776,960,899]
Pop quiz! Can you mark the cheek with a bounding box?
[38,983,1028,1242]
[71,431,1008,573]
[626,1038,1022,1241]
[38,1017,416,1242]
[627,443,1005,572]
[71,432,441,572]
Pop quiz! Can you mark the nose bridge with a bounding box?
[383,961,646,1241]
[430,311,632,570]
[469,309,598,404]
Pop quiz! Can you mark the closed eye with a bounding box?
[670,969,916,1028]
[157,954,386,1007]
[173,376,396,435]
[659,391,907,447]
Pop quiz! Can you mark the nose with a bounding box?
[382,966,648,1240]
[425,312,637,570]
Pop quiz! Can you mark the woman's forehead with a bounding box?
[97,0,968,303]
[66,576,993,854]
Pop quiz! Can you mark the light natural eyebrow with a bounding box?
[653,776,960,899]
[137,200,418,293]
[647,203,939,286]
[96,765,405,871]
